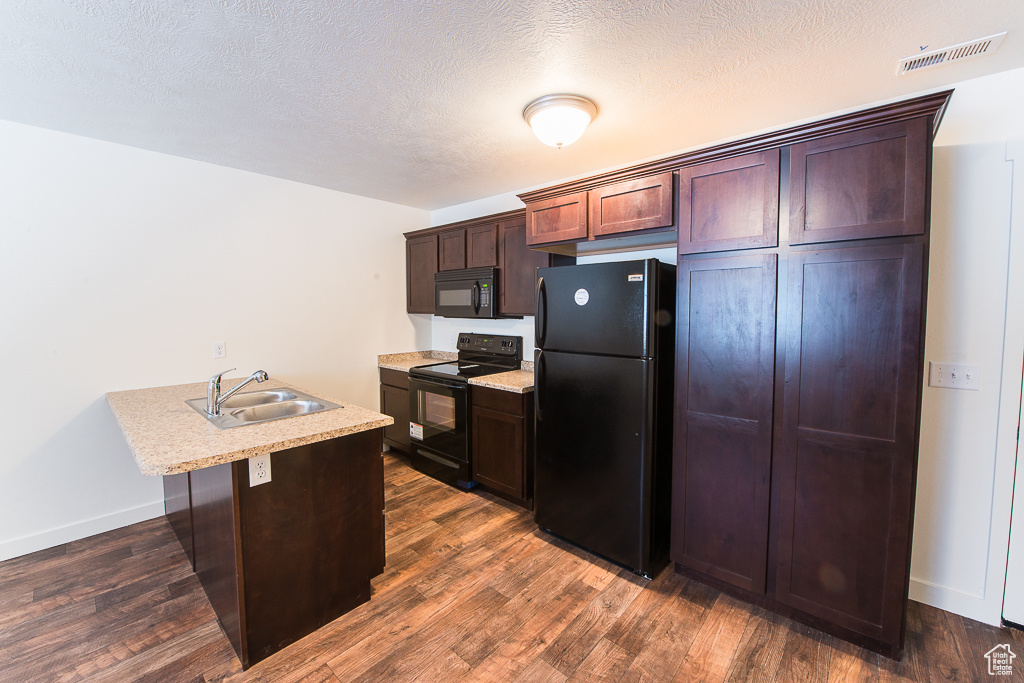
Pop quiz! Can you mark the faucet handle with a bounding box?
[209,368,236,382]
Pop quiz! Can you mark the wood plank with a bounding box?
[0,453,1019,683]
[674,593,754,682]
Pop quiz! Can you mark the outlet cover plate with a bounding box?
[248,454,272,486]
[928,362,980,390]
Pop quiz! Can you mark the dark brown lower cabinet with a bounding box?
[471,386,534,508]
[379,368,411,454]
[673,254,777,594]
[672,242,926,658]
[165,429,385,669]
[772,243,924,649]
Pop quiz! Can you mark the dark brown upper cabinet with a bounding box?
[588,172,674,237]
[525,191,588,246]
[466,223,498,268]
[678,149,780,254]
[772,242,925,649]
[672,253,777,595]
[406,234,438,314]
[438,230,467,271]
[499,217,549,317]
[790,118,927,245]
[405,210,550,317]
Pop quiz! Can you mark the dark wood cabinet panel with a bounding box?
[525,191,588,246]
[589,171,674,237]
[470,386,533,506]
[438,230,466,271]
[380,383,411,454]
[499,217,550,316]
[466,224,498,268]
[772,243,924,647]
[678,149,780,254]
[170,431,385,669]
[472,406,524,498]
[163,471,194,569]
[790,118,927,244]
[406,234,438,314]
[672,254,777,594]
[237,431,383,664]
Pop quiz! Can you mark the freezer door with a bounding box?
[534,350,654,574]
[536,260,655,358]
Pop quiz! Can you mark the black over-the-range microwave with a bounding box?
[434,267,497,318]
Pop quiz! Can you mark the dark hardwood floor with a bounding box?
[2,453,1021,682]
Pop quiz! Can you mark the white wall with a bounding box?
[0,120,429,561]
[429,66,1024,626]
[999,139,1024,625]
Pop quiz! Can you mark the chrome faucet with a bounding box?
[206,368,269,416]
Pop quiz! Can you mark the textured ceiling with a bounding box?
[2,0,1023,210]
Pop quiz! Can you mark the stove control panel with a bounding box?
[456,333,522,359]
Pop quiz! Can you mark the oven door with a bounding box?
[408,375,469,464]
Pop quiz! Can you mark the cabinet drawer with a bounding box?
[379,367,410,390]
[471,385,525,415]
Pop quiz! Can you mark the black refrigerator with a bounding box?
[533,258,675,578]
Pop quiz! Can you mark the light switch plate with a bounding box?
[928,362,980,390]
[249,454,272,486]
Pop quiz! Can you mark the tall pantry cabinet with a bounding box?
[672,100,945,658]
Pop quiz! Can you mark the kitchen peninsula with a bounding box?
[106,380,393,669]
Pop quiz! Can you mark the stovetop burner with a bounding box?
[409,333,522,383]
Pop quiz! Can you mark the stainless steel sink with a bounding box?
[186,387,342,429]
[219,389,298,409]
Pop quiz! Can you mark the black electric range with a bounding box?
[407,333,522,488]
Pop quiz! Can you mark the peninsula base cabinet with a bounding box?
[672,103,941,659]
[163,429,385,669]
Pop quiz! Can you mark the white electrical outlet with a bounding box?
[213,341,226,359]
[249,454,272,486]
[928,362,981,390]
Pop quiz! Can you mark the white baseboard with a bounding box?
[0,501,166,562]
[910,577,1003,626]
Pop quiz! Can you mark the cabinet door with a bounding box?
[525,191,588,246]
[589,171,674,237]
[438,229,466,271]
[773,243,924,648]
[678,149,780,254]
[790,118,927,244]
[380,383,411,454]
[406,234,438,314]
[472,405,525,499]
[672,253,777,594]
[499,217,550,316]
[466,223,498,268]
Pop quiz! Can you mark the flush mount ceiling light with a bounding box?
[523,94,598,148]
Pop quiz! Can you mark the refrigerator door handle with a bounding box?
[535,276,546,347]
[534,349,544,421]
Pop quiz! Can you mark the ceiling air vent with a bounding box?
[897,32,1007,75]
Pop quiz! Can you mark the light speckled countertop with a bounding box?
[378,351,535,394]
[106,381,392,476]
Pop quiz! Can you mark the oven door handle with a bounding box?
[417,449,459,469]
[534,348,544,422]
[471,282,480,313]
